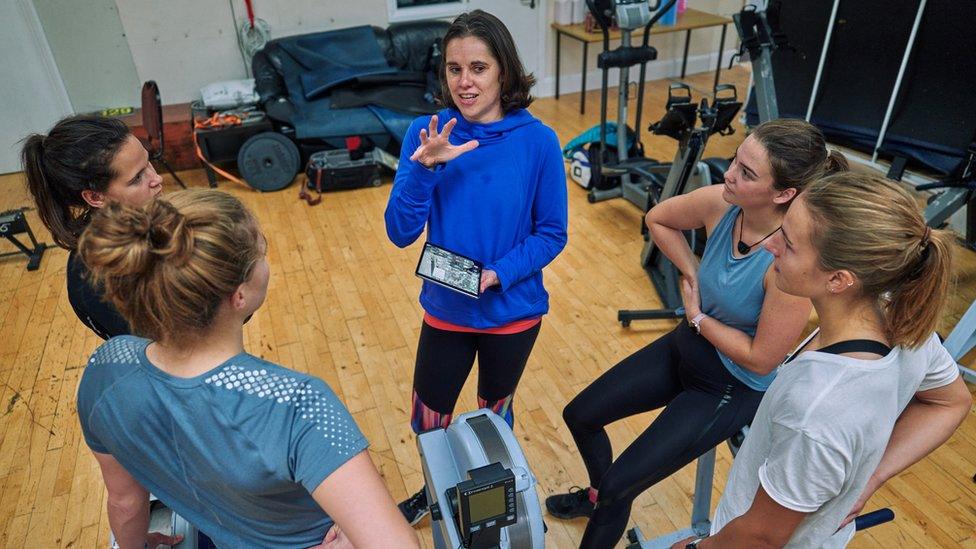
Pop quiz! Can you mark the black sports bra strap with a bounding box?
[817,339,892,358]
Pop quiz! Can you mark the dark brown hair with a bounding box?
[78,190,262,342]
[21,115,131,249]
[802,172,953,348]
[751,118,849,193]
[439,9,535,114]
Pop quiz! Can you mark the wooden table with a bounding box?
[552,8,734,114]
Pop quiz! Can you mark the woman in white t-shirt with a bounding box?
[676,172,972,548]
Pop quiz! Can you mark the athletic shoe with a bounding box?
[545,486,595,519]
[398,487,430,526]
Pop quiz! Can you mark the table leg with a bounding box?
[205,165,217,188]
[556,32,561,99]
[681,29,691,78]
[714,23,728,98]
[581,41,588,115]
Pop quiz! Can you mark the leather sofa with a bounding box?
[252,20,450,158]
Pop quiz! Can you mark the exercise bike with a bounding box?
[617,1,791,326]
[584,0,715,211]
[616,84,742,325]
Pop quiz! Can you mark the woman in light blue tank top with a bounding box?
[548,119,850,547]
[75,190,418,548]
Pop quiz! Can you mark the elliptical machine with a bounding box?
[577,0,741,324]
[585,0,717,210]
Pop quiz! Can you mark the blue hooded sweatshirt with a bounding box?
[385,108,568,329]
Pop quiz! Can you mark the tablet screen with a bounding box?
[415,242,482,299]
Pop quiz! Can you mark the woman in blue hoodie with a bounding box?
[385,9,568,525]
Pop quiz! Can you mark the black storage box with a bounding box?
[305,149,384,192]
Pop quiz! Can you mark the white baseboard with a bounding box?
[536,49,742,99]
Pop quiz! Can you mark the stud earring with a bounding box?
[829,281,854,293]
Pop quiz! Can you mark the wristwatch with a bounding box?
[685,537,705,548]
[690,312,707,334]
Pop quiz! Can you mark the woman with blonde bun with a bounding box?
[77,190,418,549]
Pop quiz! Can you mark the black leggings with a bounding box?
[564,321,764,548]
[411,320,541,433]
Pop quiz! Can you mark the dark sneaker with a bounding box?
[399,487,430,526]
[545,486,595,519]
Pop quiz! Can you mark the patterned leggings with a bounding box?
[410,320,541,433]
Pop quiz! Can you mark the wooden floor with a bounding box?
[1,66,974,548]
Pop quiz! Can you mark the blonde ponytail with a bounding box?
[802,172,953,348]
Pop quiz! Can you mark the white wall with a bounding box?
[115,0,392,105]
[541,0,746,97]
[35,0,747,108]
[33,0,140,113]
[0,0,72,174]
[112,0,744,106]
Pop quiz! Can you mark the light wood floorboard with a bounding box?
[0,66,973,547]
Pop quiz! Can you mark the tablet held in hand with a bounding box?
[415,242,483,299]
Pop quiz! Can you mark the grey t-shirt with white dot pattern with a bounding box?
[77,336,369,548]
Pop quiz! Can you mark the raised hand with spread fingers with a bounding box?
[409,114,479,169]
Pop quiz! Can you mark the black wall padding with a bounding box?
[745,0,975,174]
[807,1,919,150]
[877,0,976,174]
[744,0,833,124]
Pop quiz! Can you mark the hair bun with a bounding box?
[78,189,262,341]
[145,200,192,264]
[824,149,850,175]
[78,198,192,280]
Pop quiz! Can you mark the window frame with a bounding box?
[386,0,466,23]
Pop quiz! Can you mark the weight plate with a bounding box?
[237,132,300,192]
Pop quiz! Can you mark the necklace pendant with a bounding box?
[737,240,751,255]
